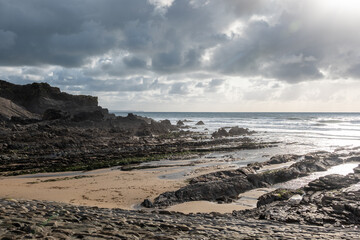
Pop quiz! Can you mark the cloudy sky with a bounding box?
[1,0,360,112]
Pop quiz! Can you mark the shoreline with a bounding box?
[1,151,359,215]
[0,162,240,212]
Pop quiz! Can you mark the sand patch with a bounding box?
[0,168,185,209]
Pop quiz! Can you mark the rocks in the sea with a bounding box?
[160,119,172,128]
[195,121,205,125]
[212,128,229,138]
[177,120,185,127]
[228,126,254,136]
[212,127,254,138]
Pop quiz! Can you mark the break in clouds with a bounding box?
[1,0,360,111]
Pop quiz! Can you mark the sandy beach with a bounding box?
[0,164,245,213]
[0,168,184,210]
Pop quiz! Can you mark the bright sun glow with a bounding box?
[314,0,360,16]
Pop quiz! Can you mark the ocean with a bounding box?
[113,112,360,159]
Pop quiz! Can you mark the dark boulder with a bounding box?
[160,119,172,127]
[141,199,154,208]
[228,126,254,136]
[212,128,229,138]
[177,120,185,127]
[195,121,205,125]
[153,175,254,207]
[159,119,177,131]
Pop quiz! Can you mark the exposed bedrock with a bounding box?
[212,126,255,138]
[1,198,359,239]
[149,151,360,208]
[0,80,100,115]
[0,80,179,136]
[237,166,360,226]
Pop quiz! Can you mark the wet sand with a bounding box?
[0,164,238,211]
[0,168,185,209]
[2,159,350,214]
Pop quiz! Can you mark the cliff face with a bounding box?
[0,80,99,115]
[0,80,175,136]
[0,97,39,120]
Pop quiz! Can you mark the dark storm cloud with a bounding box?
[123,56,147,69]
[0,30,16,49]
[0,0,154,66]
[0,0,360,92]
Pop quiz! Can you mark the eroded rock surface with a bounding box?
[0,198,358,239]
[151,151,360,208]
[238,168,360,226]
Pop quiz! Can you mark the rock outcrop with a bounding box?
[212,128,229,138]
[237,167,360,226]
[177,120,185,127]
[229,126,255,136]
[0,80,113,121]
[212,127,254,138]
[196,121,205,125]
[150,151,359,208]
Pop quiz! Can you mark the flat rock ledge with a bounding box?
[0,199,359,240]
[236,166,360,227]
[150,151,360,207]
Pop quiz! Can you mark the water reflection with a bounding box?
[274,162,359,189]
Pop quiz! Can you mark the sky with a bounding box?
[1,0,360,112]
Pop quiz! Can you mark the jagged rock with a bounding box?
[42,109,70,121]
[150,152,356,208]
[153,174,254,207]
[160,119,172,127]
[228,126,254,136]
[195,121,205,125]
[177,120,185,127]
[141,199,154,208]
[0,80,114,121]
[237,170,360,226]
[212,128,229,138]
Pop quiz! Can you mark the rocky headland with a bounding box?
[0,80,269,176]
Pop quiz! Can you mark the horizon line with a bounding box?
[110,110,360,113]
